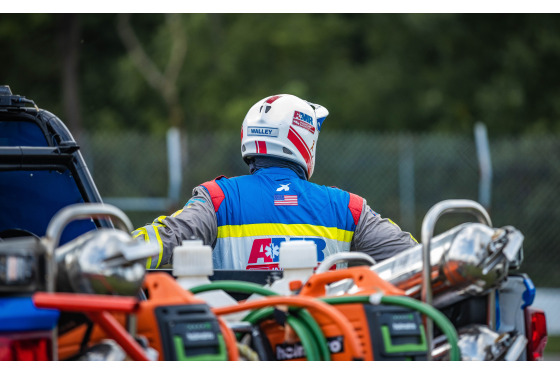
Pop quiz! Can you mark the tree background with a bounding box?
[2,14,560,138]
[2,13,560,289]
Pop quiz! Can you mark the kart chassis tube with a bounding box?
[33,292,149,361]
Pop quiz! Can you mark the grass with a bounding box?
[546,335,560,353]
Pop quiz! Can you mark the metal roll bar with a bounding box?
[41,203,134,361]
[420,199,492,360]
[315,252,377,274]
[43,203,134,293]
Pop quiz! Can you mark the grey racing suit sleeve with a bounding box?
[132,185,217,269]
[350,198,418,263]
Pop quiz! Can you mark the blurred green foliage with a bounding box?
[4,13,559,287]
[2,14,560,137]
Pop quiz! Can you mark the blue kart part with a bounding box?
[0,296,59,332]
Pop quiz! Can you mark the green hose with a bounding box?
[285,314,321,361]
[188,280,331,361]
[189,280,279,297]
[293,308,331,361]
[243,306,331,361]
[322,294,462,361]
[188,281,460,361]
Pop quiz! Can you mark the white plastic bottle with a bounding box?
[269,240,318,295]
[173,240,246,322]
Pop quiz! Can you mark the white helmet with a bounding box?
[241,94,329,179]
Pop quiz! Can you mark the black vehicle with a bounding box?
[0,85,115,360]
[0,85,109,243]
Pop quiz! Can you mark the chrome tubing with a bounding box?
[315,252,377,274]
[43,203,134,293]
[421,199,492,360]
[41,203,134,361]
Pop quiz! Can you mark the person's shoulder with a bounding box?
[201,174,258,192]
[201,174,251,186]
[305,181,361,200]
[317,183,361,197]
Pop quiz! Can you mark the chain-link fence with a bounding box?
[80,130,560,287]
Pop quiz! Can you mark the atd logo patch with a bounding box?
[246,237,326,270]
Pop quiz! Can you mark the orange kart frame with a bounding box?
[33,272,239,361]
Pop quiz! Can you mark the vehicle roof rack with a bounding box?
[0,85,37,109]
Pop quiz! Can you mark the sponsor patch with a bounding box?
[246,238,326,270]
[276,183,290,192]
[292,111,315,134]
[248,126,279,137]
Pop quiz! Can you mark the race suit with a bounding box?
[133,167,417,270]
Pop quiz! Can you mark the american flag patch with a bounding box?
[274,194,298,206]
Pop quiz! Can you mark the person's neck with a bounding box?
[248,156,308,180]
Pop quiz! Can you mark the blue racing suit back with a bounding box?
[201,167,363,270]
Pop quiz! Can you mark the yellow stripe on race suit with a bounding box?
[154,209,183,225]
[132,227,147,240]
[217,223,354,243]
[132,228,153,269]
[171,209,184,217]
[146,211,186,268]
[154,215,167,225]
[387,218,418,243]
[142,224,165,269]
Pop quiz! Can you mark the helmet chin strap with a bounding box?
[247,156,308,180]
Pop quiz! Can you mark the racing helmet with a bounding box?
[241,94,329,179]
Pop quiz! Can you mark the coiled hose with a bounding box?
[189,280,330,361]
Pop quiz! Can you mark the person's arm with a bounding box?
[132,186,217,269]
[350,199,417,263]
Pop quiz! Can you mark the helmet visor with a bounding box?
[306,101,329,132]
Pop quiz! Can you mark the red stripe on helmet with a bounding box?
[265,95,282,104]
[256,141,267,154]
[288,127,312,173]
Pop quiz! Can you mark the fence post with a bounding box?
[104,128,183,211]
[474,122,492,211]
[399,134,416,232]
[166,127,183,207]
